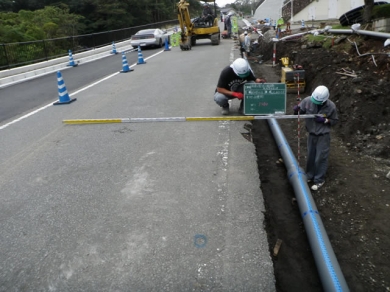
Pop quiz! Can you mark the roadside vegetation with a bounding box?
[0,0,261,44]
[0,0,199,43]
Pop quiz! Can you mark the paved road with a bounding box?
[0,47,155,124]
[251,0,282,25]
[0,30,275,291]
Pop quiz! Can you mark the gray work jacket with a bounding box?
[298,96,338,136]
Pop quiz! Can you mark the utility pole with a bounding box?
[291,0,293,22]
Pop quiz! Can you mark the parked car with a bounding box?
[130,29,170,48]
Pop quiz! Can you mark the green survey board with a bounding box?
[243,83,286,115]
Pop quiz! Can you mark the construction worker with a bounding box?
[239,31,247,58]
[244,30,251,56]
[293,85,339,191]
[214,58,266,115]
[276,17,285,38]
[202,4,213,26]
[286,21,291,34]
[225,12,233,38]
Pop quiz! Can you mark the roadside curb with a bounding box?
[0,41,135,88]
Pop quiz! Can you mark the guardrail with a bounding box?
[0,19,179,71]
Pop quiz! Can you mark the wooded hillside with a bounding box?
[0,0,206,43]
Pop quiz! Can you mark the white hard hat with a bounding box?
[311,85,329,105]
[351,23,361,32]
[228,11,234,16]
[230,58,250,78]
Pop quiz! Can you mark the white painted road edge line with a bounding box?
[0,47,138,89]
[0,49,165,131]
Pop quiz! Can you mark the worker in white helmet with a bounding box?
[238,31,248,58]
[244,30,252,56]
[225,11,234,38]
[214,58,266,115]
[293,85,339,191]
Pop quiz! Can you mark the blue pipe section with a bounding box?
[267,118,349,292]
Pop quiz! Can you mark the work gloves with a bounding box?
[231,92,244,99]
[293,105,300,114]
[315,115,328,124]
[293,106,329,124]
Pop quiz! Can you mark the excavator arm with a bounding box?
[177,0,193,50]
[177,0,220,51]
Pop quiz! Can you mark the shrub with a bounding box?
[372,4,390,19]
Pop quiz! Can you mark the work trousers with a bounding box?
[214,83,247,108]
[214,92,231,108]
[227,25,232,37]
[306,133,330,184]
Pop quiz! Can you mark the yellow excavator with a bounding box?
[177,0,220,50]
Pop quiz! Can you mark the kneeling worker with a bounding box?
[214,58,266,115]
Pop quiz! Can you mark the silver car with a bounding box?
[130,29,170,48]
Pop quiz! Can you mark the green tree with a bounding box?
[0,5,84,42]
[0,0,15,11]
[42,22,58,38]
[1,0,180,42]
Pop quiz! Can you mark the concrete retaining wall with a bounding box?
[373,18,390,32]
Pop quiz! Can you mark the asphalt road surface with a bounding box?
[0,35,276,291]
[0,48,152,124]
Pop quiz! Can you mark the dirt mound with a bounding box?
[249,30,390,291]
[254,30,390,158]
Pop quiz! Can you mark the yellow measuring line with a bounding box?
[63,119,124,124]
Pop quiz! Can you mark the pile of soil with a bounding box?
[248,28,390,291]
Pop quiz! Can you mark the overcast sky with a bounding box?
[215,0,235,8]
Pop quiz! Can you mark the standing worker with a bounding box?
[214,58,266,115]
[239,31,247,58]
[293,85,339,191]
[244,30,251,57]
[225,12,233,38]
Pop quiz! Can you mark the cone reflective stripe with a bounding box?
[137,46,146,64]
[67,50,78,67]
[53,71,76,105]
[120,52,133,73]
[58,73,68,99]
[164,38,171,51]
[111,42,118,54]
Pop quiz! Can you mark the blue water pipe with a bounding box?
[267,118,350,292]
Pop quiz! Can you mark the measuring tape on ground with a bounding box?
[63,115,317,124]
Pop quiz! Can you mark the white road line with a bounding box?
[0,49,165,131]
